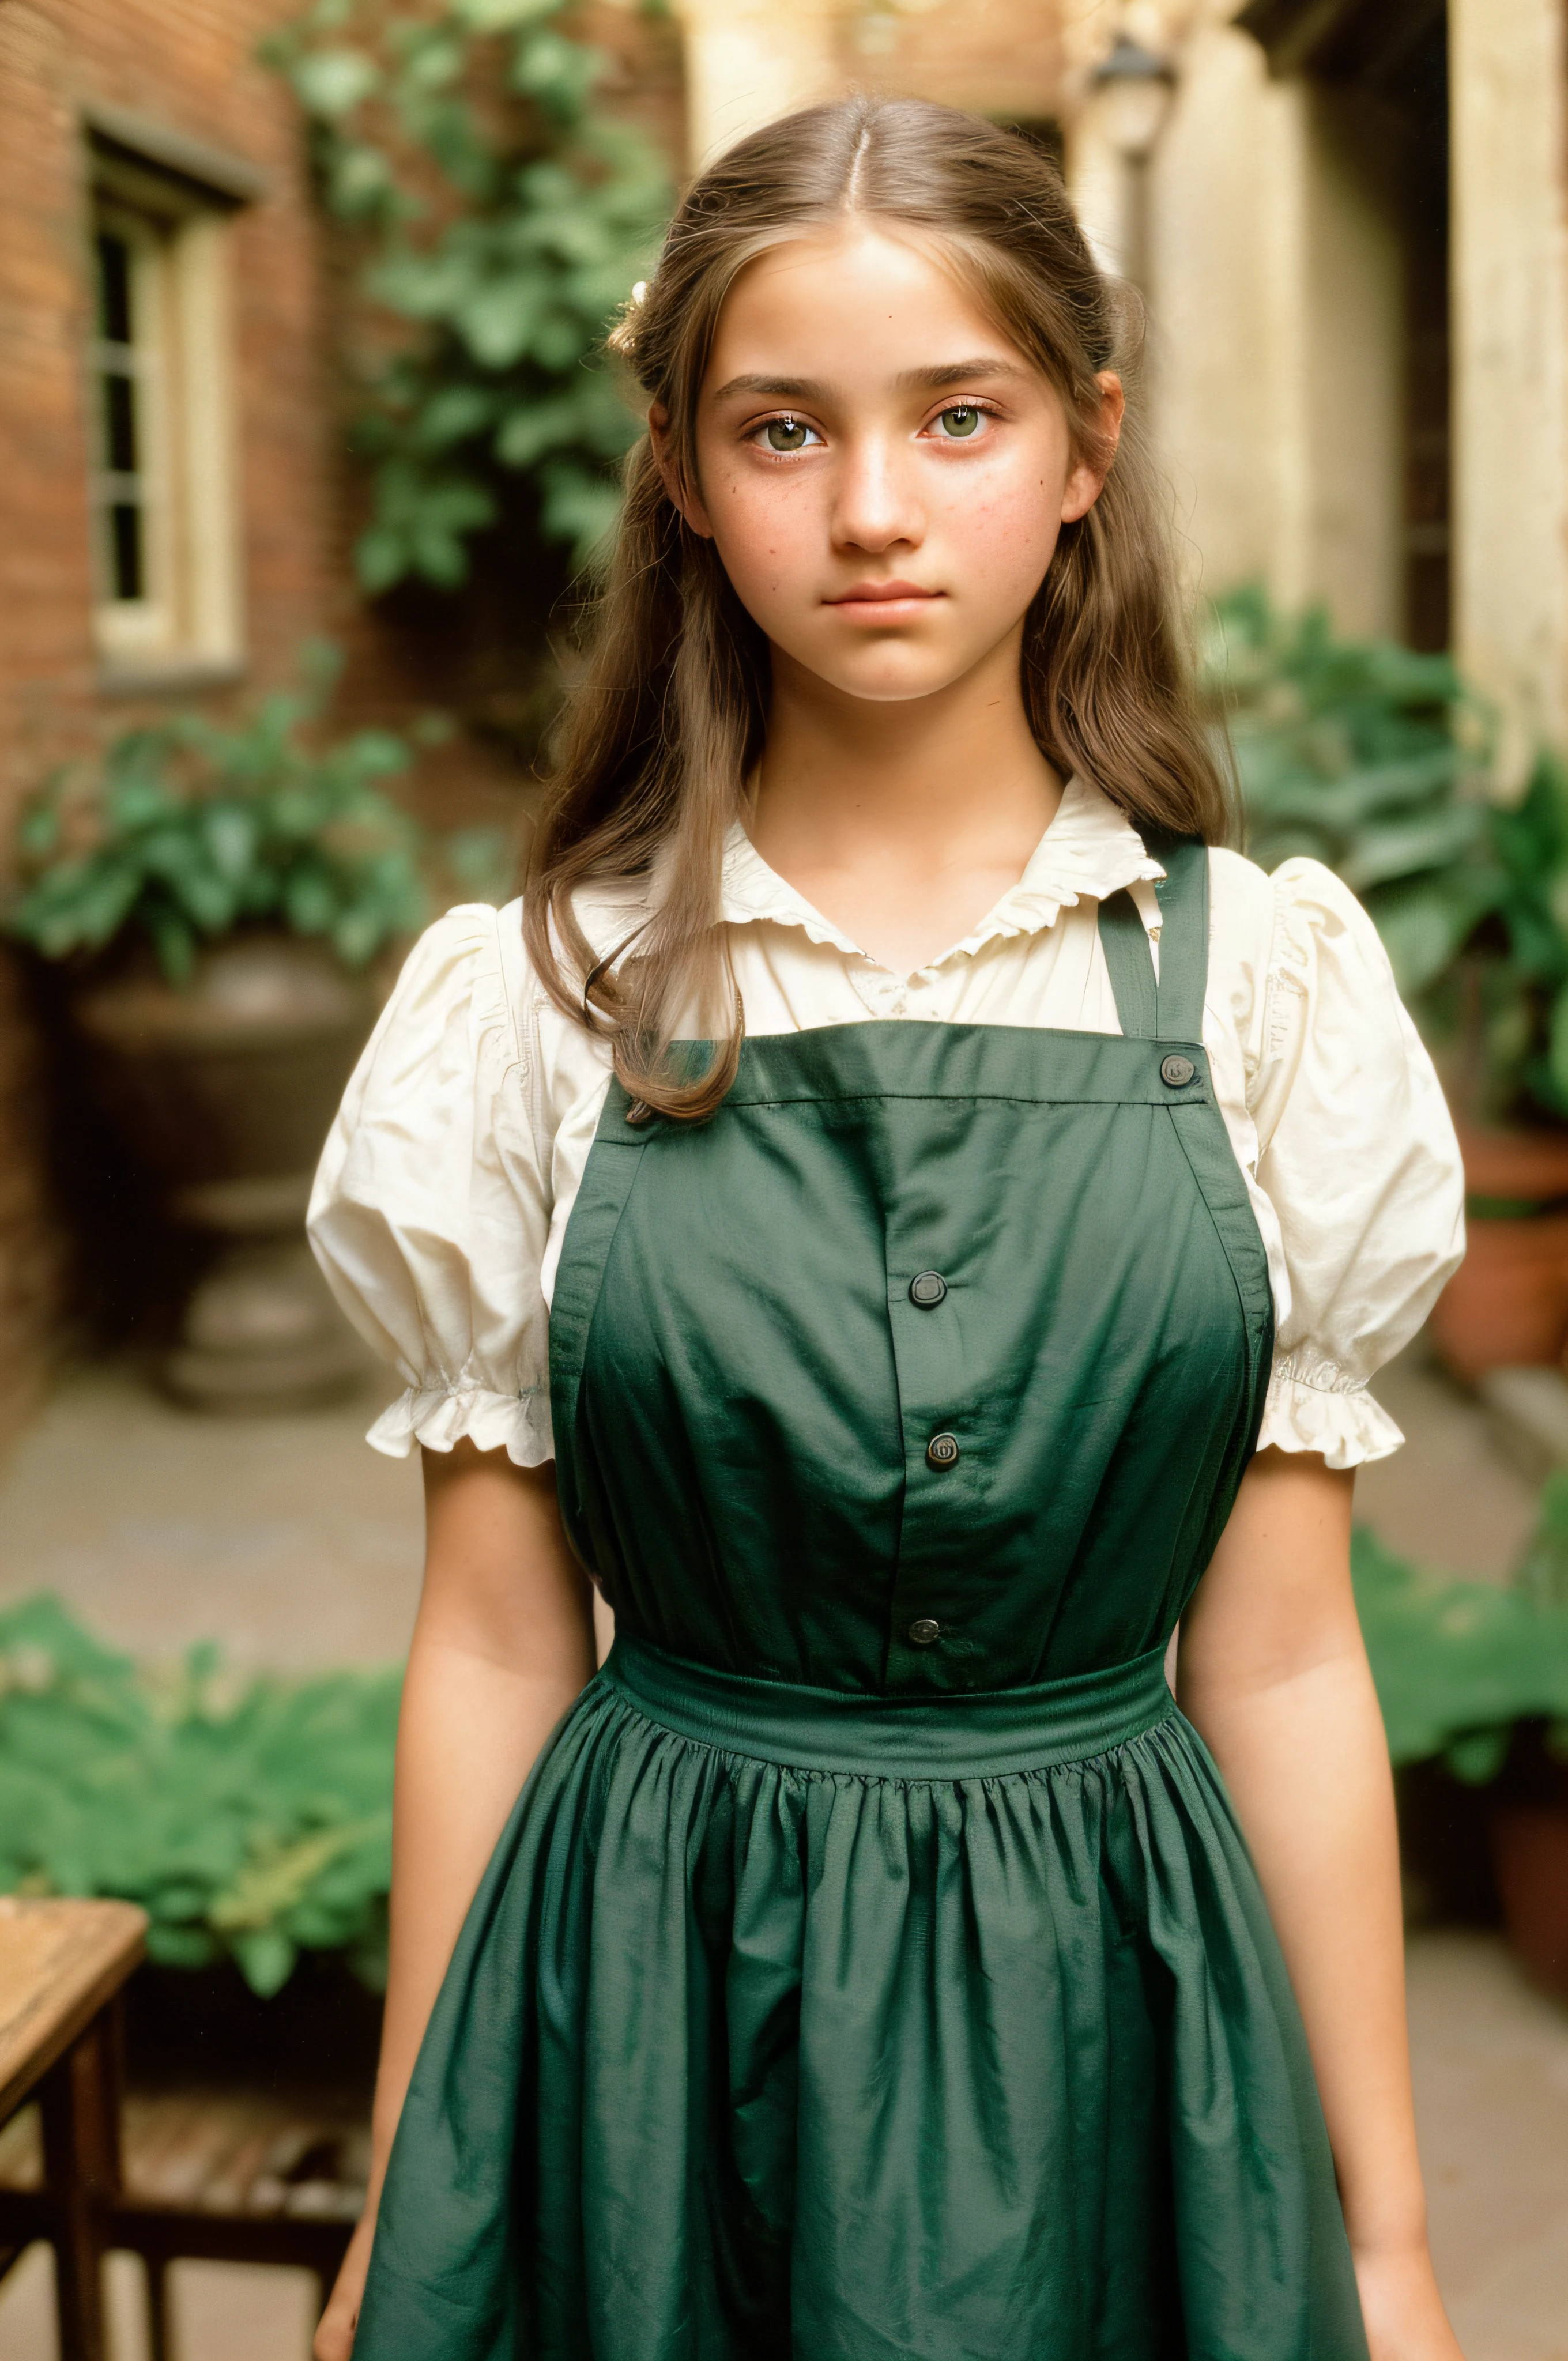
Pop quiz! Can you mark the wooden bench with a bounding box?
[0,1895,146,2360]
[0,1899,366,2359]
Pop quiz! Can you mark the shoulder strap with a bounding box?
[1096,890,1157,1039]
[548,1077,657,1560]
[1151,838,1209,1041]
[1094,838,1210,1042]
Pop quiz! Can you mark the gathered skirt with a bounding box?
[353,1637,1367,2360]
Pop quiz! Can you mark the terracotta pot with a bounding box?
[1490,1802,1568,2002]
[1427,1118,1568,1382]
[1452,1117,1568,1205]
[1427,1213,1568,1382]
[69,931,380,1412]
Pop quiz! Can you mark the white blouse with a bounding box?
[308,776,1465,1475]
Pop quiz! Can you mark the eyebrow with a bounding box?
[707,358,1028,404]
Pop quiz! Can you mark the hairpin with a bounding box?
[606,280,649,358]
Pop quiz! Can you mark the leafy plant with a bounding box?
[1352,1515,1568,1783]
[5,648,431,983]
[1514,1465,1568,1612]
[263,0,672,591]
[0,1596,398,1996]
[1472,750,1568,1122]
[1203,587,1496,1000]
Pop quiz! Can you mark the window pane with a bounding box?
[97,231,133,345]
[103,369,138,473]
[109,502,144,601]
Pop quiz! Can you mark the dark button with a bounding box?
[1160,1054,1196,1088]
[907,1617,942,1646]
[910,1270,948,1308]
[926,1431,960,1469]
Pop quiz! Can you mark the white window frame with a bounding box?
[88,149,245,676]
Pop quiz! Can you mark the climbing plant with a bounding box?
[263,0,672,591]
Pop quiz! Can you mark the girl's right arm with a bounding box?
[314,1440,598,2361]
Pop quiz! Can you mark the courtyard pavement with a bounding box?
[0,1341,1562,2358]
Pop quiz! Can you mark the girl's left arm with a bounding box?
[1177,1445,1463,2361]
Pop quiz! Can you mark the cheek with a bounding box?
[707,473,818,601]
[941,473,1062,601]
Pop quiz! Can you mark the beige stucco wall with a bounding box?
[1075,0,1568,765]
[1296,87,1407,639]
[1450,0,1568,767]
[1077,9,1405,636]
[672,0,841,167]
[671,0,1062,171]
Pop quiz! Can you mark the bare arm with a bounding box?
[315,1442,596,2361]
[1177,1447,1461,2361]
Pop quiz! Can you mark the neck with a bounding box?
[745,628,1068,980]
[750,628,1062,880]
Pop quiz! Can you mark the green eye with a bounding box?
[763,416,812,452]
[937,405,981,438]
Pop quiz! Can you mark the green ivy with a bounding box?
[5,646,431,984]
[0,1597,398,1996]
[263,0,673,590]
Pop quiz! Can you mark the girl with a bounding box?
[310,97,1466,2360]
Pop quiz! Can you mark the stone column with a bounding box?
[1450,0,1568,772]
[671,0,844,171]
[1117,10,1405,640]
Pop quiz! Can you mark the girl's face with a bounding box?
[657,222,1122,708]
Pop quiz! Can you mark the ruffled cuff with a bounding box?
[366,1383,555,1468]
[1256,1352,1405,1470]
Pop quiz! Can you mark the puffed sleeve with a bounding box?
[1249,858,1465,1469]
[307,903,555,1466]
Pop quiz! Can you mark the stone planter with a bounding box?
[68,931,379,1412]
[1427,1118,1568,1383]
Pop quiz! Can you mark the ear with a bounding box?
[649,403,715,540]
[1060,372,1125,525]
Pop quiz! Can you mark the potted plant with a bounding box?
[1205,591,1568,1379]
[1353,1494,1568,1999]
[5,652,430,1409]
[1427,754,1568,1377]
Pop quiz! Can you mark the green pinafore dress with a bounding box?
[355,840,1370,2360]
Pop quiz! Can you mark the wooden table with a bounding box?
[0,1900,367,2358]
[0,1894,147,2361]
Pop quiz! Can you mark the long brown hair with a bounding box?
[523,96,1231,1119]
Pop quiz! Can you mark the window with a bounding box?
[92,208,164,636]
[87,142,245,676]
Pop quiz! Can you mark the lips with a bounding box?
[825,580,941,605]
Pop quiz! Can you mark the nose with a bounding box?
[830,432,925,557]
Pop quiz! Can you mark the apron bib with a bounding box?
[355,840,1369,2361]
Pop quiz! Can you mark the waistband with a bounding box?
[602,1635,1175,1779]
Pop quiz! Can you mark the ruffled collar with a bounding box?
[718,775,1165,972]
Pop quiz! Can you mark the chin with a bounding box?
[830,663,970,704]
[784,641,964,703]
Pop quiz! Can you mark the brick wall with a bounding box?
[0,0,683,1428]
[0,0,348,1425]
[0,0,344,769]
